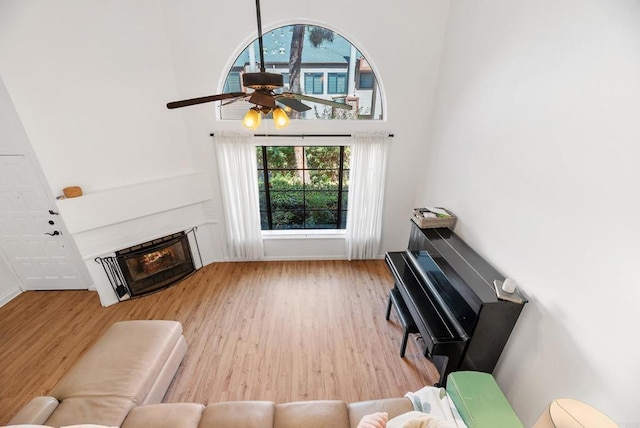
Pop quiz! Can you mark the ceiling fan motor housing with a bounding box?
[243,72,284,90]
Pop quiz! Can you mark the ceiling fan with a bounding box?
[166,0,353,129]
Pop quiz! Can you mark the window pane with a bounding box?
[305,146,340,169]
[266,146,297,169]
[309,170,338,189]
[258,171,266,191]
[305,210,337,229]
[273,210,304,229]
[270,190,303,210]
[269,170,303,190]
[256,146,264,168]
[306,191,338,210]
[223,72,242,93]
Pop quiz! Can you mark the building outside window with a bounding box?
[257,146,350,230]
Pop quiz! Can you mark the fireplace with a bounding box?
[113,231,195,298]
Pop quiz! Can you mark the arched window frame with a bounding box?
[216,21,386,126]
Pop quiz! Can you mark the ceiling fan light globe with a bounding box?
[243,108,261,130]
[272,107,290,129]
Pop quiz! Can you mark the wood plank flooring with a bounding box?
[0,260,438,424]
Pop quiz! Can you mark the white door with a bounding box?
[0,154,88,290]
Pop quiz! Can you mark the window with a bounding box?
[304,73,324,94]
[358,71,374,89]
[257,146,350,230]
[221,24,384,120]
[327,73,347,94]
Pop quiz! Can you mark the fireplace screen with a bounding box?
[115,231,195,297]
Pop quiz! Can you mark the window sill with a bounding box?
[262,230,346,240]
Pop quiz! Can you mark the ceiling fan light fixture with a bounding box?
[242,108,262,130]
[272,107,290,129]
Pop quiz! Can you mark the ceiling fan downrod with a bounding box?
[255,0,266,73]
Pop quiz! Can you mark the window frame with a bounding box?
[258,145,349,231]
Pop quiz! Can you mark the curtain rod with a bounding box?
[209,133,394,138]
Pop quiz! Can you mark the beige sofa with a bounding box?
[8,320,413,428]
[9,320,188,426]
[9,319,616,428]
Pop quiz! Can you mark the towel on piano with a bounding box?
[404,385,468,427]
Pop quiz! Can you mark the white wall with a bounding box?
[0,77,27,304]
[419,0,640,425]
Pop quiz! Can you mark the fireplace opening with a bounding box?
[115,231,195,298]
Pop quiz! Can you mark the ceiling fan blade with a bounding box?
[289,93,353,110]
[166,92,246,109]
[275,95,312,112]
[221,96,249,106]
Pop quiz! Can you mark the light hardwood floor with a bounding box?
[0,260,438,424]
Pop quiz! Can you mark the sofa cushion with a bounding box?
[199,401,275,428]
[43,396,135,427]
[121,403,205,428]
[274,400,350,428]
[51,320,183,403]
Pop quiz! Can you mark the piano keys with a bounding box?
[385,222,527,386]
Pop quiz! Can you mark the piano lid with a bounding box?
[412,226,505,303]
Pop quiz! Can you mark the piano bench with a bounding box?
[386,287,419,357]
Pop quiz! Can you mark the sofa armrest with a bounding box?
[8,396,59,424]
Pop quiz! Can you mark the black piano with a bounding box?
[385,221,527,386]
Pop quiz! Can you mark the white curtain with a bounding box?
[346,131,391,260]
[214,131,264,260]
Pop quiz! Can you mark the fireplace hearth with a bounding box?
[96,230,198,301]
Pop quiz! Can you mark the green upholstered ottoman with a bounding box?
[446,371,523,428]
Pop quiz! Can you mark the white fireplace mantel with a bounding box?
[56,172,217,306]
[56,172,213,234]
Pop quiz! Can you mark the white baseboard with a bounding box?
[0,286,22,308]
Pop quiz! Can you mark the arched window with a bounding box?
[221,24,383,122]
